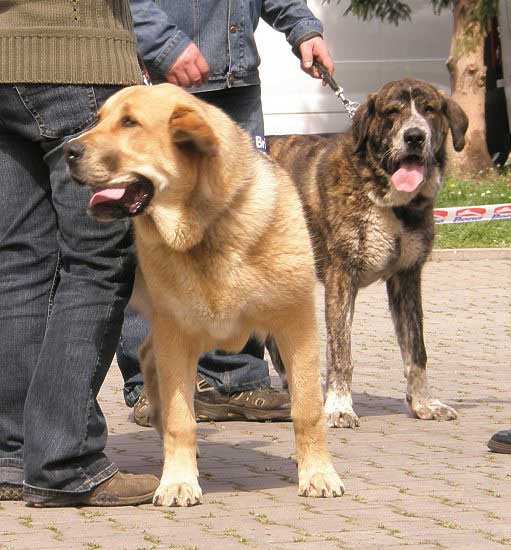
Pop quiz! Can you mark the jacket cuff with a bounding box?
[291,31,324,57]
[287,19,323,48]
[150,30,192,80]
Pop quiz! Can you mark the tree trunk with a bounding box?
[446,0,493,178]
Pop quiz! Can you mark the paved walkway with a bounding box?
[1,259,510,550]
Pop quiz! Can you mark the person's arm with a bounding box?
[130,0,208,87]
[261,0,334,79]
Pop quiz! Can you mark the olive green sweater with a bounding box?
[0,0,142,84]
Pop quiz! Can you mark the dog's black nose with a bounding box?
[64,140,85,163]
[404,127,426,148]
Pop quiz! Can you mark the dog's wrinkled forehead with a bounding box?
[99,87,154,123]
[375,79,442,111]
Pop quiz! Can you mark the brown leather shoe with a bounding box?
[0,483,23,501]
[29,471,159,507]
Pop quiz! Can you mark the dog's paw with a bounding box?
[299,471,345,498]
[324,393,359,428]
[407,397,458,421]
[153,481,203,507]
[326,410,360,428]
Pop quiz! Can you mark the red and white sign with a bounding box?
[454,207,486,223]
[492,204,511,220]
[433,210,449,224]
[433,204,511,224]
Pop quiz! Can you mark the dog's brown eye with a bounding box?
[386,107,400,116]
[424,105,436,113]
[121,116,138,128]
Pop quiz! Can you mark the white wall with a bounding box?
[256,0,453,135]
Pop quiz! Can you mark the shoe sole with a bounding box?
[488,439,511,454]
[195,400,291,422]
[29,491,155,507]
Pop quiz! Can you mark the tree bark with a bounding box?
[446,0,493,178]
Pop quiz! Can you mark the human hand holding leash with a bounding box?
[165,42,209,88]
[298,36,334,85]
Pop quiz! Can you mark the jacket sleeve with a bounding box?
[261,0,323,48]
[130,0,192,80]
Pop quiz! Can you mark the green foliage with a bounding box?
[434,219,511,248]
[343,0,412,25]
[338,0,499,32]
[470,0,500,31]
[436,173,511,208]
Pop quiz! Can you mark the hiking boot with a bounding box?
[488,429,511,454]
[28,471,159,507]
[0,483,23,501]
[195,376,291,421]
[134,388,152,427]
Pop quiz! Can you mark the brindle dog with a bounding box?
[267,78,468,428]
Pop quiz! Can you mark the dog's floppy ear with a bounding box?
[443,97,468,152]
[169,105,218,155]
[352,93,376,152]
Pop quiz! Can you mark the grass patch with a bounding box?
[434,173,511,249]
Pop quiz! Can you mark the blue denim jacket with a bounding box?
[130,0,323,91]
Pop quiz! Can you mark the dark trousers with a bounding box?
[0,84,134,500]
[118,84,271,403]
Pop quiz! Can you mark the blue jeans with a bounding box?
[0,85,135,500]
[118,84,270,404]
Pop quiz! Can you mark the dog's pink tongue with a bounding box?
[391,162,425,192]
[88,188,126,208]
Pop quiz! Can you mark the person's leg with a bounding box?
[117,305,146,407]
[0,110,58,499]
[0,84,157,505]
[194,85,271,393]
[117,306,151,427]
[188,85,290,420]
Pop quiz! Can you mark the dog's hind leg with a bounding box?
[151,314,203,507]
[271,299,344,498]
[386,267,457,421]
[265,335,288,389]
[323,268,360,428]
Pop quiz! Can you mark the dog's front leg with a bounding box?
[151,314,203,507]
[272,299,344,498]
[386,267,457,421]
[324,268,360,428]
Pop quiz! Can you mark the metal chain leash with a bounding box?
[313,60,360,120]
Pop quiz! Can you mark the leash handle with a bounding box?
[313,60,360,120]
[313,60,340,94]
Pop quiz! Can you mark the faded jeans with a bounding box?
[0,84,134,501]
[118,84,271,403]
